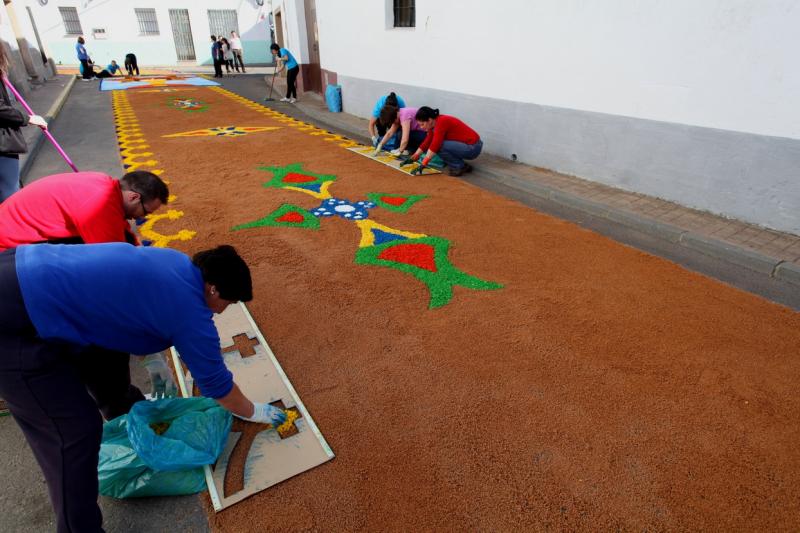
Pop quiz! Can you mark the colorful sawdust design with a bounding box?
[171,97,207,112]
[100,76,219,91]
[163,125,280,138]
[112,91,196,248]
[209,87,361,148]
[365,193,428,213]
[232,204,321,231]
[259,162,336,200]
[233,163,502,308]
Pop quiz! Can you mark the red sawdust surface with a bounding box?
[124,87,800,531]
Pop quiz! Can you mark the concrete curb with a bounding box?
[19,76,76,182]
[283,100,800,290]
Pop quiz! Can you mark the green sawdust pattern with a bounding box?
[231,204,320,231]
[258,162,337,190]
[355,235,503,309]
[170,97,208,112]
[366,193,428,213]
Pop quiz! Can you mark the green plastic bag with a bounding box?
[98,397,232,498]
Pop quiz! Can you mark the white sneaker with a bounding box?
[289,98,296,103]
[279,97,290,102]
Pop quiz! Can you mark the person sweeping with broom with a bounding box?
[0,44,48,203]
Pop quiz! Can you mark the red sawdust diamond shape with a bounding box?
[284,172,317,183]
[276,211,305,223]
[380,196,406,206]
[378,243,438,272]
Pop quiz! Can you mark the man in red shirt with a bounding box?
[0,169,170,420]
[0,170,168,251]
[407,106,484,177]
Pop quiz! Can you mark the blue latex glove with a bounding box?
[371,135,380,147]
[142,353,178,399]
[236,402,287,426]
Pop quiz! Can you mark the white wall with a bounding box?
[317,0,800,141]
[23,0,272,66]
[272,0,310,63]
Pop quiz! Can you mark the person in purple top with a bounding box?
[0,242,285,532]
[374,106,426,156]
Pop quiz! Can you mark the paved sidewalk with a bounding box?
[255,77,800,288]
[14,74,75,180]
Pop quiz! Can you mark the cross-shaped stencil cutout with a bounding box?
[222,333,259,357]
[222,400,303,497]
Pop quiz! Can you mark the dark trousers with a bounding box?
[80,59,93,79]
[286,66,299,98]
[124,59,139,76]
[213,58,223,78]
[95,70,112,79]
[232,49,245,72]
[0,249,105,532]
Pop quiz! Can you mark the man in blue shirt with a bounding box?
[211,35,224,78]
[270,43,300,103]
[94,60,122,79]
[75,36,93,80]
[0,243,285,532]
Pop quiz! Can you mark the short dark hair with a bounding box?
[415,106,439,121]
[119,171,169,204]
[192,245,253,302]
[210,35,217,41]
[270,43,280,52]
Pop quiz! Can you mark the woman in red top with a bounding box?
[409,107,483,176]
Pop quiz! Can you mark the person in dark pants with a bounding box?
[0,243,286,532]
[124,53,139,76]
[211,35,224,78]
[270,43,299,103]
[230,31,246,72]
[0,45,48,202]
[408,106,483,176]
[75,36,94,80]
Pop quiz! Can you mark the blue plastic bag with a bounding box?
[325,84,342,112]
[98,397,232,498]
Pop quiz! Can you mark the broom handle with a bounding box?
[3,77,79,172]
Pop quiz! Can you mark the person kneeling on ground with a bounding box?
[0,243,286,532]
[408,106,483,177]
[368,92,406,150]
[95,60,122,78]
[373,104,427,156]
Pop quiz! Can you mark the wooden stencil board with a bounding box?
[347,145,442,175]
[170,303,334,511]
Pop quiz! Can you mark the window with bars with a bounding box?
[135,8,160,36]
[59,7,83,36]
[207,9,239,39]
[393,0,415,28]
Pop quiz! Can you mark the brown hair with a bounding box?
[379,104,399,128]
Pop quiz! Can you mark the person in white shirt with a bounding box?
[229,31,246,73]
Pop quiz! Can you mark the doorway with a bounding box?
[303,0,321,93]
[169,9,196,61]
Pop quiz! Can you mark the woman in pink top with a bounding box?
[374,106,427,156]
